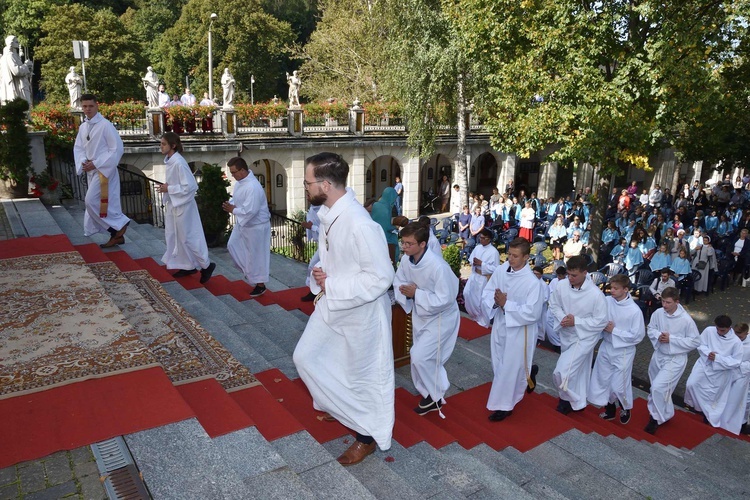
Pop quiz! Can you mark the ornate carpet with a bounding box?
[0,252,159,400]
[87,263,258,392]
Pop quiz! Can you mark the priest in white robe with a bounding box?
[544,266,567,348]
[157,132,214,283]
[73,94,130,247]
[588,274,645,424]
[722,324,750,435]
[644,287,700,434]
[550,255,608,414]
[223,157,271,297]
[463,229,500,327]
[532,266,549,342]
[293,153,395,467]
[482,238,545,421]
[394,222,460,415]
[684,315,743,431]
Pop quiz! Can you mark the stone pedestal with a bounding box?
[349,107,364,136]
[222,109,236,138]
[147,108,164,139]
[288,108,303,137]
[70,109,85,124]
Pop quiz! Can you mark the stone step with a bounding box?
[519,432,643,500]
[500,446,593,500]
[692,434,750,482]
[549,429,692,500]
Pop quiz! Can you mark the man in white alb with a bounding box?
[482,237,545,422]
[462,228,500,327]
[293,153,395,466]
[73,94,130,248]
[300,202,321,302]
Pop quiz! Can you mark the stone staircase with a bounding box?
[7,198,750,499]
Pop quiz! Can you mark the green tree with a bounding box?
[36,3,146,102]
[120,0,187,72]
[1,0,69,54]
[158,0,293,103]
[445,0,738,262]
[295,0,387,103]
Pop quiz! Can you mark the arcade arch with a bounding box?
[365,155,402,200]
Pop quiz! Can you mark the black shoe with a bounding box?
[526,364,539,394]
[300,291,317,302]
[619,408,631,425]
[644,417,659,434]
[741,423,750,435]
[250,284,267,297]
[488,410,513,422]
[200,262,216,284]
[599,402,616,421]
[414,396,440,416]
[173,269,197,277]
[556,399,572,415]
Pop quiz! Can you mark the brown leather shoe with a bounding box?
[100,236,125,248]
[336,441,376,466]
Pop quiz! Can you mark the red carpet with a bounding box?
[105,250,143,272]
[392,415,425,448]
[74,243,110,263]
[395,389,483,449]
[458,317,491,341]
[176,379,254,438]
[0,367,194,468]
[203,275,253,301]
[257,287,315,316]
[0,234,74,258]
[253,370,349,443]
[134,257,176,283]
[393,390,456,449]
[230,385,305,441]
[449,384,575,452]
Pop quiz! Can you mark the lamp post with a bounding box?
[208,12,218,101]
[250,75,255,105]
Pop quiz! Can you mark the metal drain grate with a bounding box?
[91,437,150,499]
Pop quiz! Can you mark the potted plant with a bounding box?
[196,163,230,247]
[0,98,32,198]
[30,170,61,205]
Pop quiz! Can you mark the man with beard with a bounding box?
[293,153,395,466]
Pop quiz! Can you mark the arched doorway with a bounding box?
[420,154,453,214]
[250,159,287,213]
[366,155,402,201]
[475,152,498,197]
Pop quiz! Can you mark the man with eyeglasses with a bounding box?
[394,222,460,416]
[222,157,270,297]
[293,152,395,467]
[73,93,130,248]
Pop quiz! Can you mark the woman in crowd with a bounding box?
[691,235,717,294]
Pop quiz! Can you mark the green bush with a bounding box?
[0,98,32,198]
[196,163,230,247]
[442,243,461,278]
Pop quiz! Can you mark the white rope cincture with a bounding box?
[434,311,446,419]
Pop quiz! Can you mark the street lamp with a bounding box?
[208,12,218,101]
[250,75,255,105]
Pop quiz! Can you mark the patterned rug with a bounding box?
[88,263,258,392]
[0,252,159,400]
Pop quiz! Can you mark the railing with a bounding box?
[268,210,316,264]
[47,150,166,228]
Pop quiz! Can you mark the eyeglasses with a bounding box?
[400,240,417,248]
[303,179,326,189]
[229,169,240,175]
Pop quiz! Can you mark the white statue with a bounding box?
[286,70,301,108]
[221,68,235,109]
[0,35,30,106]
[142,66,159,108]
[65,66,82,109]
[17,50,33,108]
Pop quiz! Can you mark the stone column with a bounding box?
[538,161,557,199]
[349,107,364,136]
[221,109,236,138]
[402,153,421,219]
[350,148,366,204]
[289,109,303,137]
[288,150,308,214]
[147,108,164,139]
[499,154,517,193]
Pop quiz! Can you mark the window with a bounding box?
[366,170,372,183]
[276,174,283,187]
[380,169,387,182]
[427,168,434,180]
[257,174,266,188]
[471,166,476,177]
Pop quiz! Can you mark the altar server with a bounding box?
[684,315,743,432]
[550,255,608,414]
[394,222,460,415]
[588,274,645,424]
[463,228,500,327]
[301,203,322,301]
[722,324,750,435]
[482,237,545,421]
[222,157,271,297]
[293,153,395,467]
[157,132,215,283]
[644,287,700,434]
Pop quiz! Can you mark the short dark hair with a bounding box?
[735,323,749,335]
[532,266,544,274]
[453,184,459,189]
[555,266,567,277]
[80,93,97,103]
[566,255,587,272]
[715,315,732,329]
[227,157,248,171]
[661,287,679,301]
[417,215,431,228]
[609,274,630,288]
[306,152,348,187]
[508,237,531,256]
[400,221,429,244]
[161,132,183,153]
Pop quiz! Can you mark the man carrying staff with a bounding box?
[482,237,545,422]
[293,153,395,466]
[222,157,271,297]
[394,222,460,416]
[549,255,608,415]
[73,94,130,248]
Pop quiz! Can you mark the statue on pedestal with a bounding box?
[0,35,30,106]
[221,68,235,109]
[286,70,301,108]
[142,66,159,108]
[65,66,82,109]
